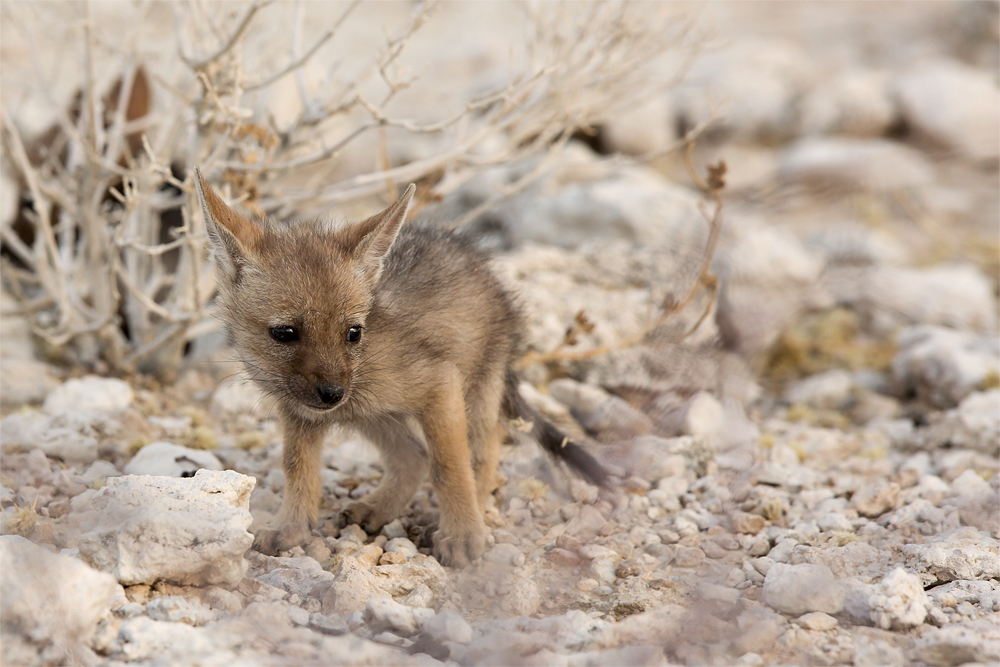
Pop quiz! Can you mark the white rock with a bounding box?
[1,172,17,227]
[77,470,255,587]
[913,620,1000,666]
[601,95,673,156]
[892,325,1000,408]
[124,441,223,477]
[652,391,725,440]
[817,513,853,533]
[827,264,998,337]
[114,616,215,662]
[77,460,121,486]
[840,578,876,626]
[799,69,896,138]
[779,138,934,192]
[715,225,830,356]
[762,563,844,615]
[548,378,653,440]
[867,567,931,629]
[854,635,905,666]
[256,557,335,599]
[421,610,473,644]
[363,597,433,637]
[0,535,120,662]
[506,577,541,616]
[921,390,1000,455]
[147,415,193,437]
[674,38,813,142]
[698,581,740,605]
[894,59,1000,164]
[395,584,430,610]
[0,410,99,463]
[322,556,390,616]
[209,378,269,417]
[449,147,707,251]
[785,370,854,410]
[807,224,908,268]
[590,558,617,585]
[796,611,838,631]
[383,537,419,558]
[145,596,217,626]
[948,469,992,498]
[372,556,451,603]
[43,375,133,415]
[0,358,60,408]
[903,527,1000,586]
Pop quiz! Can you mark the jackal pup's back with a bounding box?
[195,172,605,566]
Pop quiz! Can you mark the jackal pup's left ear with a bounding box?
[193,167,266,281]
[347,184,416,283]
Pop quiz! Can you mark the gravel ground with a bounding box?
[1,2,998,666]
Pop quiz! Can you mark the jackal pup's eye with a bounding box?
[269,326,298,343]
[346,325,363,343]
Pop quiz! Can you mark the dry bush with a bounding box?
[1,0,698,377]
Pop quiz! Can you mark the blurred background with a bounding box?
[1,3,998,664]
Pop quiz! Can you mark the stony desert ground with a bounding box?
[1,2,998,666]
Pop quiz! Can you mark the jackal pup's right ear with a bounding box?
[193,167,265,280]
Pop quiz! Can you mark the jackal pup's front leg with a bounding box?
[253,410,325,555]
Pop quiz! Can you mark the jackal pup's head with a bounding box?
[194,169,414,420]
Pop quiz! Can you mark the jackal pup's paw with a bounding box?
[253,522,311,555]
[433,520,487,568]
[339,500,395,535]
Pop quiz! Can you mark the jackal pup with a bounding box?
[195,171,606,566]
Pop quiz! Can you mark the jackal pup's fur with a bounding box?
[195,172,606,566]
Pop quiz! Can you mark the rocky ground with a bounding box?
[2,2,999,666]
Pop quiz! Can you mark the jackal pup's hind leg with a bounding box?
[340,417,430,534]
[421,366,488,567]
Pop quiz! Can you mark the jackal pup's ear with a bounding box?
[193,167,265,280]
[347,184,415,283]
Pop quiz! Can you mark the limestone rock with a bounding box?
[674,38,813,143]
[1,535,120,664]
[762,563,844,615]
[902,527,1000,586]
[868,567,931,629]
[322,556,390,616]
[894,59,1000,164]
[920,390,1000,455]
[784,369,853,410]
[77,470,255,587]
[42,375,133,415]
[363,597,434,637]
[715,224,830,357]
[421,610,474,645]
[892,325,1000,409]
[0,410,101,463]
[209,378,270,417]
[0,358,59,408]
[255,556,335,600]
[779,138,933,192]
[826,264,998,337]
[799,69,896,138]
[913,620,1000,666]
[124,441,223,477]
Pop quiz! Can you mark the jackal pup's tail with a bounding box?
[503,371,610,487]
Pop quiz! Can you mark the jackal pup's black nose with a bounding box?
[317,384,345,405]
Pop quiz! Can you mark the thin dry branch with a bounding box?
[2,0,700,375]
